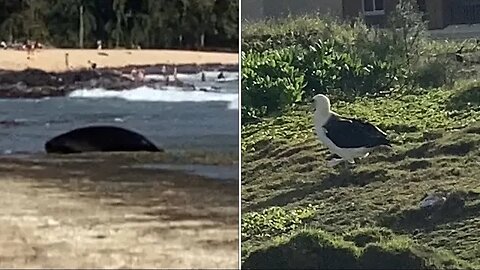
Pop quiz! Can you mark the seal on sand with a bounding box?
[45,126,163,154]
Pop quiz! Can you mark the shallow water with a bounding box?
[0,72,239,155]
[123,163,239,181]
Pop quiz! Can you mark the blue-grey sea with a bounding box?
[0,71,239,154]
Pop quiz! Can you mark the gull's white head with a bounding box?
[313,94,331,117]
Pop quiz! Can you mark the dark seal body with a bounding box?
[45,126,162,154]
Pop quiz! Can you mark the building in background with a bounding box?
[242,0,480,30]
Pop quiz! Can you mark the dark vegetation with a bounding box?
[241,0,476,121]
[241,0,480,268]
[243,229,474,269]
[0,0,238,50]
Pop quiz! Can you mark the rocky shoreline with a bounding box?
[0,63,238,98]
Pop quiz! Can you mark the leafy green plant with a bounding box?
[388,0,427,68]
[241,14,341,53]
[413,58,450,88]
[297,39,400,98]
[241,13,427,114]
[241,204,318,242]
[242,47,306,120]
[241,35,403,120]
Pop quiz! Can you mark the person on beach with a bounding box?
[123,68,145,82]
[161,65,168,82]
[24,40,35,56]
[87,60,97,70]
[65,53,70,69]
[138,69,145,81]
[97,40,102,50]
[34,41,43,49]
[0,41,6,49]
[130,68,138,80]
[132,69,145,82]
[164,66,177,85]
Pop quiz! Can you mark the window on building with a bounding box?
[363,0,385,15]
[417,0,426,12]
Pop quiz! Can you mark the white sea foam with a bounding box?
[144,71,238,83]
[227,96,238,110]
[68,86,238,110]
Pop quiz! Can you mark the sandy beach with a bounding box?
[0,153,239,268]
[0,49,240,269]
[0,49,239,72]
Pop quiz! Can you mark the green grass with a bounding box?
[243,228,475,269]
[241,80,480,267]
[241,12,480,268]
[242,204,318,241]
[242,80,480,153]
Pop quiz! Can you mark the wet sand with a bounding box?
[0,49,239,72]
[0,152,239,268]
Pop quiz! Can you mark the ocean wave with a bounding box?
[145,71,239,83]
[68,86,238,110]
[228,96,238,110]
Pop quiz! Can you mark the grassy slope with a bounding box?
[242,79,480,266]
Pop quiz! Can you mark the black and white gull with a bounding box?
[312,94,391,167]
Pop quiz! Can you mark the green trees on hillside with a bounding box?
[0,0,238,50]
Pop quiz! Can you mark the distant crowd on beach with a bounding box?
[0,40,44,53]
[0,39,141,51]
[0,38,229,87]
